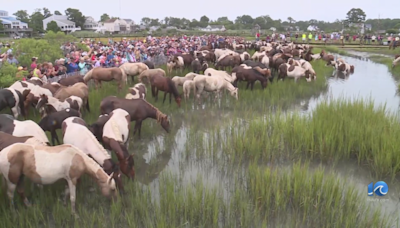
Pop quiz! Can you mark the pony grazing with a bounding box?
[392,55,400,68]
[0,131,46,151]
[62,117,124,191]
[193,75,239,102]
[0,88,29,118]
[125,83,147,100]
[232,65,269,90]
[54,82,90,112]
[38,108,81,145]
[0,143,117,217]
[119,62,149,82]
[91,109,135,179]
[139,68,181,107]
[0,114,50,145]
[36,94,83,117]
[320,50,335,65]
[100,96,170,139]
[171,73,197,88]
[83,67,127,91]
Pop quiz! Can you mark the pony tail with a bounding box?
[83,69,93,83]
[120,68,128,84]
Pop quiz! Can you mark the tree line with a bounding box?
[10,8,400,34]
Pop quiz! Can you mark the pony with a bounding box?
[278,63,311,82]
[232,65,269,90]
[119,62,149,82]
[36,94,83,117]
[58,74,84,86]
[171,73,197,88]
[193,75,239,103]
[83,67,127,91]
[125,83,147,100]
[41,82,63,95]
[182,80,195,100]
[54,82,90,112]
[139,69,181,107]
[100,97,170,139]
[392,55,400,68]
[204,68,237,83]
[62,117,124,192]
[38,108,81,145]
[0,114,50,145]
[320,50,335,65]
[0,143,117,218]
[0,88,30,118]
[91,108,135,179]
[0,131,46,151]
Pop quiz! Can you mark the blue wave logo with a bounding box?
[368,181,388,196]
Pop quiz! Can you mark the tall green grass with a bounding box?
[369,55,400,79]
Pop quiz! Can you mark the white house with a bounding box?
[0,10,32,37]
[307,25,319,31]
[103,18,128,33]
[43,15,81,32]
[123,19,135,31]
[200,25,226,32]
[83,16,100,31]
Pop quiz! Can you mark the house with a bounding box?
[200,25,226,32]
[307,25,319,31]
[43,15,81,32]
[123,19,135,31]
[149,26,160,32]
[269,27,277,32]
[103,18,128,34]
[0,10,32,37]
[83,16,100,31]
[348,23,371,34]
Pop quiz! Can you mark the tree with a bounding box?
[200,15,210,27]
[100,13,110,22]
[29,9,45,33]
[0,62,18,87]
[13,10,30,23]
[65,8,86,28]
[46,21,61,33]
[140,17,152,26]
[0,19,3,31]
[43,8,52,18]
[346,8,366,24]
[287,17,296,25]
[235,15,254,29]
[54,10,62,15]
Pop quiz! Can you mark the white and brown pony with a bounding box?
[0,114,50,145]
[62,117,124,191]
[278,63,312,82]
[36,94,83,117]
[125,83,147,100]
[54,82,90,112]
[0,143,117,217]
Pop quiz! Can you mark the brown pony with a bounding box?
[41,82,63,95]
[320,50,335,65]
[100,96,170,139]
[83,67,127,90]
[139,69,181,107]
[58,74,84,86]
[54,82,90,112]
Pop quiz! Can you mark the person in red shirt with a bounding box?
[30,57,37,70]
[256,32,260,41]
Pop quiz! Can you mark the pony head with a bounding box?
[101,172,118,200]
[36,94,48,110]
[119,148,135,180]
[160,115,170,133]
[230,87,239,100]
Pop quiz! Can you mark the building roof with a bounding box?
[124,19,133,22]
[104,19,117,23]
[0,16,18,21]
[56,19,75,25]
[209,25,224,29]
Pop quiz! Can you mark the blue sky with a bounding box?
[2,0,399,23]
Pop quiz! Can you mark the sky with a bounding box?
[2,0,399,24]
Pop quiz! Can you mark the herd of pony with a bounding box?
[0,39,355,218]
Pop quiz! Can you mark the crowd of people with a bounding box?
[0,32,398,84]
[0,35,246,83]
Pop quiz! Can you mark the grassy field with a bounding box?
[0,51,398,226]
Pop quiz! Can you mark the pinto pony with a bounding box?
[54,82,90,112]
[0,143,117,217]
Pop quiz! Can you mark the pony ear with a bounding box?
[108,172,114,184]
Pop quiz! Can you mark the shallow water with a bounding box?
[130,51,400,225]
[305,52,400,113]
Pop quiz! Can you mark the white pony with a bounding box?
[299,59,317,79]
[204,68,237,83]
[182,80,195,100]
[171,73,198,88]
[392,56,400,68]
[2,118,50,144]
[119,62,149,80]
[9,81,53,98]
[193,75,238,102]
[36,95,83,113]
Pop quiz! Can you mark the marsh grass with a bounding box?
[369,55,400,79]
[1,57,393,227]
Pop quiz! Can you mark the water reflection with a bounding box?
[305,53,400,113]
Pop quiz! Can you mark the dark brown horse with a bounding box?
[100,96,170,139]
[232,66,270,90]
[139,69,181,107]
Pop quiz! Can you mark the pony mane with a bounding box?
[142,99,167,123]
[166,78,180,99]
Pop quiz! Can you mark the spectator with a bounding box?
[6,54,19,65]
[30,57,38,70]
